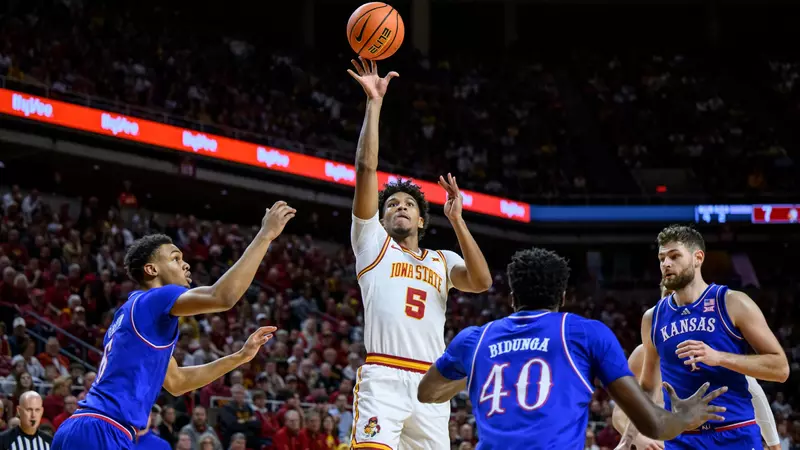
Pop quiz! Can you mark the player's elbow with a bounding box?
[163,371,187,397]
[473,274,493,293]
[416,383,439,404]
[163,379,185,397]
[774,360,790,383]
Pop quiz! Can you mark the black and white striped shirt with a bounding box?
[0,427,52,450]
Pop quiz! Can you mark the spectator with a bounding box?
[199,434,220,450]
[51,395,77,431]
[76,372,95,401]
[321,415,340,449]
[251,390,277,446]
[301,411,325,450]
[777,420,792,450]
[11,371,35,407]
[327,394,352,443]
[200,377,230,409]
[342,353,361,381]
[218,384,259,449]
[42,376,71,422]
[227,432,247,450]
[273,409,309,450]
[37,338,70,379]
[772,392,793,420]
[17,341,45,387]
[156,405,178,448]
[175,432,193,450]
[178,406,221,450]
[7,320,27,358]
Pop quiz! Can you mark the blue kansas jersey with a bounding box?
[652,284,760,449]
[435,311,632,450]
[79,285,186,430]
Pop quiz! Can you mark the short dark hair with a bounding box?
[507,247,571,311]
[656,224,705,252]
[378,180,430,240]
[124,234,173,283]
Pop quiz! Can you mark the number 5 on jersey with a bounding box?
[96,338,113,383]
[480,358,554,417]
[405,287,427,319]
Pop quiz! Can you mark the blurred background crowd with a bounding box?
[1,0,800,449]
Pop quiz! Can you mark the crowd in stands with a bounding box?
[0,178,799,449]
[0,2,799,450]
[2,0,798,201]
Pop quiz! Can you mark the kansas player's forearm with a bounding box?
[717,351,789,383]
[608,376,690,441]
[353,99,382,220]
[417,366,466,404]
[171,233,273,315]
[448,217,492,293]
[163,353,247,396]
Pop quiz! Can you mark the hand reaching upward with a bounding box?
[347,57,399,100]
[439,173,463,222]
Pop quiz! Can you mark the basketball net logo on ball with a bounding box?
[347,2,405,60]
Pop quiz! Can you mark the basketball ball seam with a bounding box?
[373,10,400,59]
[348,4,389,43]
[356,7,395,56]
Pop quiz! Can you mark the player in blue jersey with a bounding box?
[611,281,783,450]
[617,225,789,450]
[52,201,296,450]
[417,247,729,450]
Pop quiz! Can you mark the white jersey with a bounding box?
[351,213,465,369]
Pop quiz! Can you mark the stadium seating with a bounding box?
[1,183,798,449]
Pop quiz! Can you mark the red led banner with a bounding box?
[0,89,530,222]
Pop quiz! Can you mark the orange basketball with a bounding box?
[346,2,405,60]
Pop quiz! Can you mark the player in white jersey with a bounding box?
[347,57,493,450]
[612,284,782,450]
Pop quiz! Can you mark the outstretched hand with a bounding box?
[439,173,463,222]
[239,326,277,362]
[666,381,728,431]
[261,201,296,241]
[347,57,399,100]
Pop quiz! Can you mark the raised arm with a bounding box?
[170,202,295,316]
[163,327,275,396]
[437,174,492,293]
[347,57,398,220]
[676,290,789,382]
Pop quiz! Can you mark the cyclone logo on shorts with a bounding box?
[364,416,381,437]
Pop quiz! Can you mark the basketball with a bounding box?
[346,2,405,60]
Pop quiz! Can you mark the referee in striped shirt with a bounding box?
[0,391,52,450]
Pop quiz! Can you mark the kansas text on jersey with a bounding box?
[651,283,755,430]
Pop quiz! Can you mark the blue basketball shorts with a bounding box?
[52,411,135,450]
[665,421,762,450]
